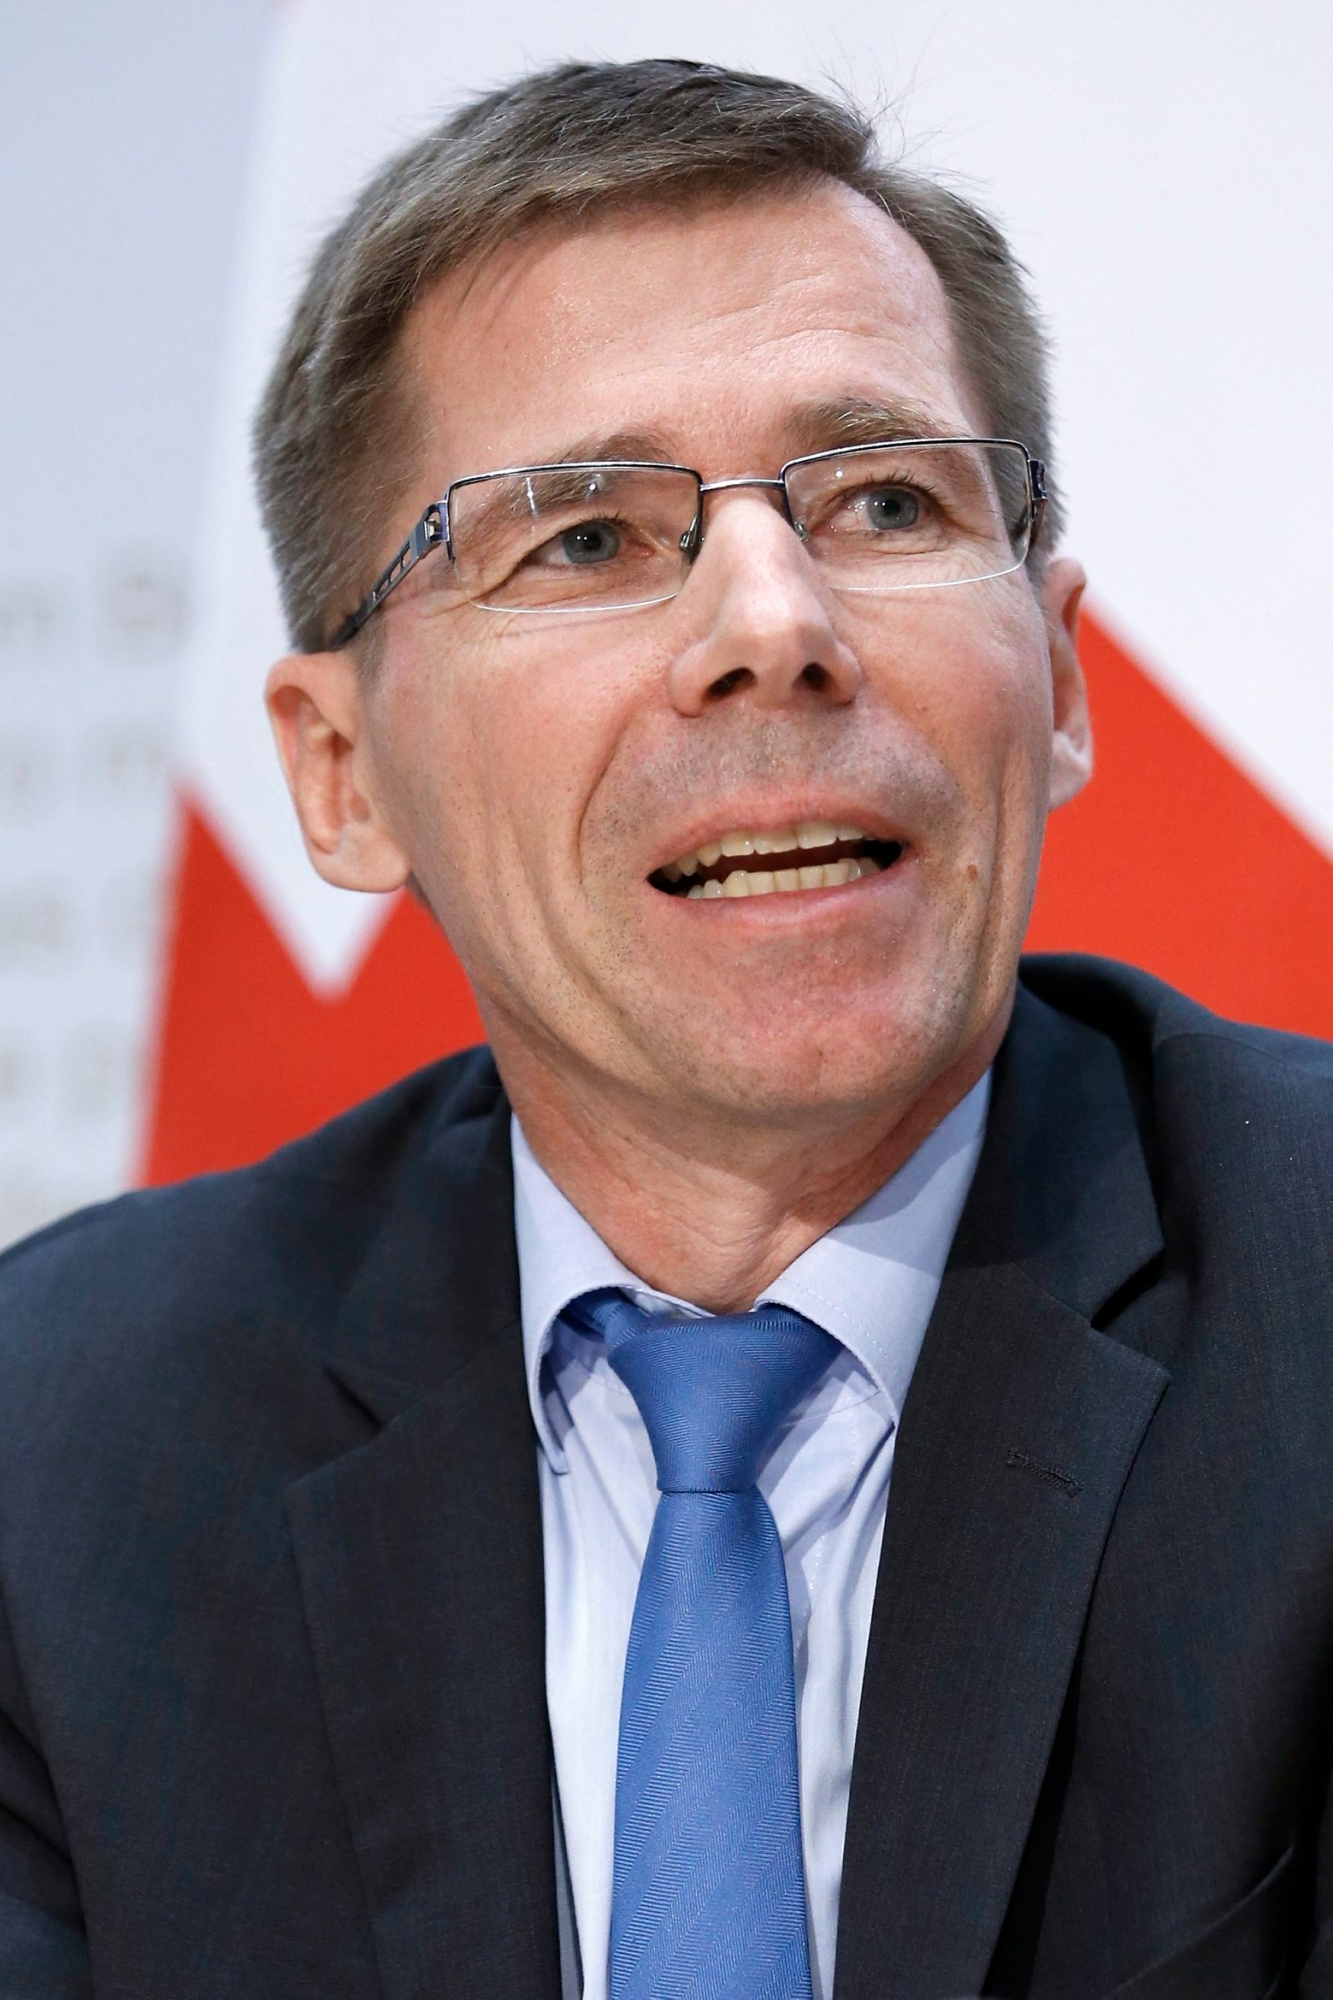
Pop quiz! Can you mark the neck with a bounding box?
[494,1019,1006,1315]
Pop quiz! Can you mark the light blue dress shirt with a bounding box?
[512,1072,989,2000]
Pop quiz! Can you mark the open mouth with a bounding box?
[650,821,905,900]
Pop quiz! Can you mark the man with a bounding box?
[0,55,1328,2000]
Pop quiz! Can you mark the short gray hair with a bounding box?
[254,58,1061,655]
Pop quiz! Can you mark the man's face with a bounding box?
[289,181,1087,1135]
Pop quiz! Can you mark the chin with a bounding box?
[648,994,964,1128]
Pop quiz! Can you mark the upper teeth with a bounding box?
[668,821,866,879]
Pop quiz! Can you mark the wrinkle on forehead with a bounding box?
[399,180,985,483]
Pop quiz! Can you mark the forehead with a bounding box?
[399,179,983,478]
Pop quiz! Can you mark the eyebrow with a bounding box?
[443,398,972,503]
[782,396,970,456]
[465,427,684,477]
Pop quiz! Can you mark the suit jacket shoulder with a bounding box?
[0,1037,512,1766]
[1018,953,1333,1341]
[0,1042,503,1402]
[1020,949,1333,1100]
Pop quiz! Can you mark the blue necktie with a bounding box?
[564,1289,838,2000]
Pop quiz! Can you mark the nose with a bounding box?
[666,490,864,717]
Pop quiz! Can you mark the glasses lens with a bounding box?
[448,464,700,614]
[784,440,1033,593]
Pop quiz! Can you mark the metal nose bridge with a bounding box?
[689,474,798,556]
[697,473,790,504]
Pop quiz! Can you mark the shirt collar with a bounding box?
[511,1072,990,1470]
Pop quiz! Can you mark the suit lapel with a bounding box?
[835,986,1172,2000]
[285,1078,561,2000]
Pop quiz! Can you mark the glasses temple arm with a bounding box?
[328,504,447,650]
[1026,457,1048,546]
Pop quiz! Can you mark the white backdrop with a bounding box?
[0,3,271,1245]
[3,1,1331,1246]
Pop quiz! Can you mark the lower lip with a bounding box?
[653,853,915,923]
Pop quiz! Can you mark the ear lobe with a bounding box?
[264,651,412,892]
[1043,558,1094,811]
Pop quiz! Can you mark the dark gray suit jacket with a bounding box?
[0,955,1330,1998]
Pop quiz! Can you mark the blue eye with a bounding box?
[561,520,621,564]
[862,486,921,530]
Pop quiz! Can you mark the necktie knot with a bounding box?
[566,1288,837,1494]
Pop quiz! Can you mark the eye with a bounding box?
[857,484,922,531]
[548,519,622,566]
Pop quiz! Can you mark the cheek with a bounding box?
[894,590,1053,833]
[372,622,633,941]
[943,607,1057,953]
[368,656,480,870]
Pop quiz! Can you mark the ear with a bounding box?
[1042,557,1093,810]
[264,650,412,892]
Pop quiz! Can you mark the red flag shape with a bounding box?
[1027,613,1333,1038]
